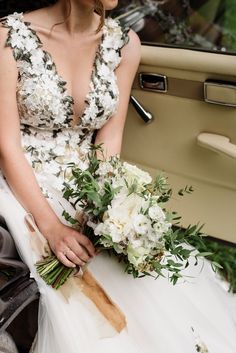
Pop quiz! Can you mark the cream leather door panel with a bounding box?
[121,46,236,243]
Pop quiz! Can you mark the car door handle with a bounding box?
[139,73,168,93]
[197,133,236,159]
[130,96,153,123]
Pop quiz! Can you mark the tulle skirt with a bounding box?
[0,175,236,353]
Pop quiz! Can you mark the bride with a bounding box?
[0,1,235,352]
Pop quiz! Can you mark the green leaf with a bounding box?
[196,251,213,258]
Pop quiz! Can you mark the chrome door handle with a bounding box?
[139,73,168,93]
[130,96,153,124]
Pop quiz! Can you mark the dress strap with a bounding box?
[119,22,130,51]
[101,17,130,71]
[0,12,41,62]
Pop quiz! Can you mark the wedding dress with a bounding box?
[0,12,236,353]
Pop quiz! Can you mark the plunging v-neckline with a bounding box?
[20,14,106,125]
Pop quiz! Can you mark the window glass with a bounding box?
[111,0,236,54]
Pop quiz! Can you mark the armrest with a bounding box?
[0,222,39,334]
[197,133,236,159]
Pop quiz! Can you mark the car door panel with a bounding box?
[121,46,236,243]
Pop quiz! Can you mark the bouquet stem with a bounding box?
[36,256,77,289]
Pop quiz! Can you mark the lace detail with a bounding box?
[0,12,130,193]
[0,12,129,130]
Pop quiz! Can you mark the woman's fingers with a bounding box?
[57,251,76,268]
[76,232,96,257]
[51,226,96,267]
[64,248,86,267]
[66,238,91,263]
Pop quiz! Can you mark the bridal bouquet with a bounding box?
[36,145,213,289]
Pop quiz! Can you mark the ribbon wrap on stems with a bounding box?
[24,213,127,335]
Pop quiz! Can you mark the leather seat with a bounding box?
[0,216,39,352]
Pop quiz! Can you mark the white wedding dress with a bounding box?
[0,12,236,353]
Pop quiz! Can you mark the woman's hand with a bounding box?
[41,220,96,268]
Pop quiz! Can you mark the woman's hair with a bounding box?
[94,0,106,33]
[1,0,105,33]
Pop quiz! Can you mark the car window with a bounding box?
[111,0,236,54]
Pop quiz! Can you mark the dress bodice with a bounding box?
[1,12,129,131]
[0,12,129,193]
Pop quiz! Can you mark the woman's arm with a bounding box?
[95,29,141,156]
[0,28,95,267]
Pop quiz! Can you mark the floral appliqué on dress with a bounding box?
[191,327,210,353]
[0,12,130,193]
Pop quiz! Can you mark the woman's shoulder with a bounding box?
[0,13,15,50]
[0,8,51,33]
[20,7,50,30]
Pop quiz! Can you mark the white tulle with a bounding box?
[0,175,236,353]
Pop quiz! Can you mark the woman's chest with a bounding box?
[30,30,104,122]
[16,46,119,131]
[1,13,128,131]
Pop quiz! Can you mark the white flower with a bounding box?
[30,49,44,66]
[148,206,165,221]
[130,238,143,249]
[43,159,61,174]
[132,214,152,235]
[79,141,91,155]
[109,193,143,220]
[83,97,99,124]
[105,18,119,29]
[10,32,24,48]
[96,161,114,177]
[77,159,89,172]
[153,220,171,238]
[103,49,120,68]
[7,13,24,30]
[123,162,152,186]
[102,26,124,50]
[100,92,113,109]
[25,37,37,51]
[94,219,124,243]
[97,63,110,79]
[127,245,147,267]
[18,28,30,37]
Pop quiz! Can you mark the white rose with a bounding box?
[148,205,166,221]
[127,245,147,267]
[95,219,124,243]
[109,193,143,221]
[123,162,152,185]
